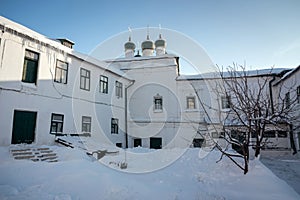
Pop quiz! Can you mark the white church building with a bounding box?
[0,16,299,151]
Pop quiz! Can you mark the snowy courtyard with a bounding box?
[261,150,300,195]
[0,145,299,200]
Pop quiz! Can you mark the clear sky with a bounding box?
[1,0,300,71]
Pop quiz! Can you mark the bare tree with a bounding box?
[192,64,299,174]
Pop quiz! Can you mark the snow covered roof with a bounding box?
[105,53,178,63]
[274,65,300,85]
[71,51,133,80]
[0,16,132,80]
[0,16,72,53]
[105,54,179,70]
[177,68,292,80]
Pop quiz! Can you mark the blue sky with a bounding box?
[1,0,300,71]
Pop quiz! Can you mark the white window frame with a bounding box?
[100,75,108,94]
[115,81,123,98]
[186,96,196,110]
[154,94,163,111]
[54,60,68,84]
[82,116,92,133]
[50,113,64,134]
[221,96,230,109]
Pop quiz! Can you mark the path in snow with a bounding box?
[261,150,300,195]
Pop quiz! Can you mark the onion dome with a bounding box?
[155,34,166,55]
[141,35,154,56]
[124,36,136,58]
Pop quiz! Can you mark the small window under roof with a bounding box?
[57,38,74,49]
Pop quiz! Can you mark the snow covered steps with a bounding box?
[10,147,58,162]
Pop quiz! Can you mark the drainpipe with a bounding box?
[269,76,276,114]
[125,80,135,148]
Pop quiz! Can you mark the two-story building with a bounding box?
[0,16,131,147]
[0,16,298,151]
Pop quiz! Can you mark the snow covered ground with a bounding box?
[0,145,299,200]
[261,150,300,195]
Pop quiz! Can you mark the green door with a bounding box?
[150,137,162,149]
[11,110,37,144]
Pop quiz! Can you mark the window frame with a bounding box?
[264,131,276,138]
[54,60,68,84]
[277,131,287,138]
[154,95,163,111]
[22,49,39,84]
[99,75,108,94]
[50,113,64,135]
[285,92,290,109]
[111,118,119,134]
[80,68,91,91]
[115,81,123,98]
[186,96,196,109]
[82,116,92,133]
[297,86,300,104]
[221,95,231,109]
[116,143,122,148]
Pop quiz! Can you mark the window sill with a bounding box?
[221,108,230,112]
[54,81,68,85]
[21,82,37,90]
[184,109,198,112]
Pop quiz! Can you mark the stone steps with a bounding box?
[10,147,58,163]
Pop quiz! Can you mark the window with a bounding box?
[251,132,257,138]
[264,131,276,138]
[22,50,39,84]
[116,143,122,148]
[193,139,204,148]
[154,95,163,111]
[82,116,91,133]
[211,132,219,138]
[219,132,225,138]
[285,92,290,109]
[111,118,119,134]
[80,68,90,91]
[115,81,123,98]
[187,96,196,109]
[100,75,108,94]
[54,60,68,84]
[221,96,230,109]
[278,131,287,138]
[297,86,300,104]
[50,114,64,134]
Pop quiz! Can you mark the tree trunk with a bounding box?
[289,124,297,155]
[255,140,261,157]
[244,158,248,174]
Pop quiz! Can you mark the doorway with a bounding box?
[11,110,37,144]
[150,137,162,149]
